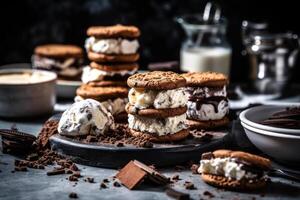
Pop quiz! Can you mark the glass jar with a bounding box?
[177,15,232,75]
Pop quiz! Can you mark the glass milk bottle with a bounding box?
[177,15,231,75]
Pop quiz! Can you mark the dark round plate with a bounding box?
[49,114,229,169]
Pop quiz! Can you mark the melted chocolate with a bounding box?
[188,96,228,113]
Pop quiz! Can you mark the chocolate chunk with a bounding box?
[116,160,169,190]
[69,192,78,199]
[165,187,190,200]
[47,169,65,176]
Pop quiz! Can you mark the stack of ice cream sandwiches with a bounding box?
[182,72,230,130]
[126,71,189,142]
[32,44,84,81]
[75,25,140,122]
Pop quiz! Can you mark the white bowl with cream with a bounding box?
[0,69,57,118]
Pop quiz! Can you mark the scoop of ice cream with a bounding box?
[58,99,114,136]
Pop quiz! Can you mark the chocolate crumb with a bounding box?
[203,191,215,198]
[184,181,196,190]
[171,174,181,181]
[102,178,109,183]
[190,164,199,174]
[113,181,121,187]
[69,163,79,172]
[69,192,78,199]
[69,175,78,182]
[100,182,107,189]
[86,177,94,183]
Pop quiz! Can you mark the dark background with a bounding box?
[0,0,299,82]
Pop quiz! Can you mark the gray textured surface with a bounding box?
[1,116,300,200]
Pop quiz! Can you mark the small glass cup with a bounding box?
[176,14,232,75]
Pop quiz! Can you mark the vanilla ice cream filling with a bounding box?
[81,66,137,83]
[128,113,187,136]
[58,99,114,136]
[74,96,128,115]
[187,99,229,120]
[85,37,139,54]
[198,158,259,181]
[128,88,188,109]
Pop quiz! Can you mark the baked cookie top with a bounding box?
[87,24,140,38]
[127,71,186,90]
[76,84,128,101]
[90,62,138,72]
[34,44,83,58]
[208,149,271,170]
[182,72,228,87]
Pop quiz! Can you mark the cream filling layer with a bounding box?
[81,66,136,83]
[128,113,187,136]
[198,158,258,181]
[128,87,188,109]
[85,37,139,54]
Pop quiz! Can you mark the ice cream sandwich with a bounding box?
[198,150,271,190]
[182,72,230,129]
[32,44,84,80]
[85,24,140,63]
[126,71,189,142]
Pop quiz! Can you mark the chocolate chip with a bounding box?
[87,113,92,121]
[190,164,199,174]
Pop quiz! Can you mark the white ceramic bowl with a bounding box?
[0,69,57,118]
[240,105,300,135]
[241,121,300,163]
